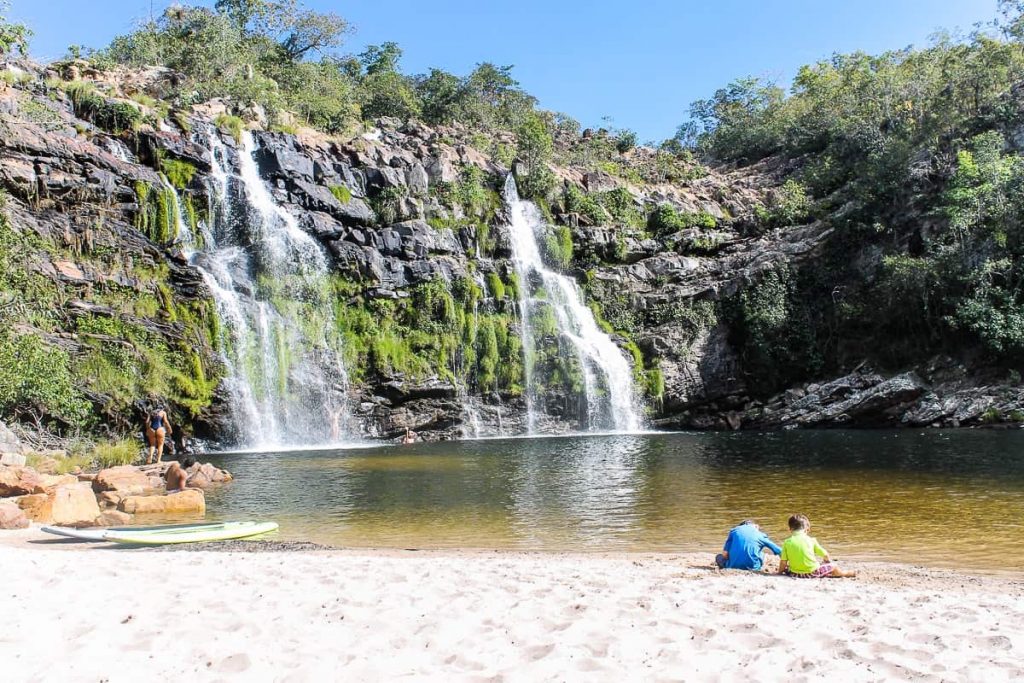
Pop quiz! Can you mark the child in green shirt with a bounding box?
[778,514,856,578]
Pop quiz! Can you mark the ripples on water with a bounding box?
[199,430,1024,571]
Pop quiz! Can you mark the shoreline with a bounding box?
[7,525,1024,580]
[4,527,1023,680]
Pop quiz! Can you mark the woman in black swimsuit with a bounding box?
[145,408,172,464]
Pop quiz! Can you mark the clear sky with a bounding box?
[8,0,1001,142]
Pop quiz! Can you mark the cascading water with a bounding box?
[177,126,351,448]
[503,175,642,433]
[105,138,135,163]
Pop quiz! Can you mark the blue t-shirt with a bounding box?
[722,523,782,570]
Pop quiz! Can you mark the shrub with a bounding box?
[564,185,606,224]
[214,113,245,142]
[92,439,140,468]
[615,129,638,153]
[755,179,812,228]
[0,331,91,428]
[597,188,643,226]
[647,204,716,236]
[65,81,142,134]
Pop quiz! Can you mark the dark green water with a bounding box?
[200,430,1024,571]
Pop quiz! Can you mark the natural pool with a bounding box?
[200,430,1024,572]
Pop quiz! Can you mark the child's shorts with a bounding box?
[788,562,835,578]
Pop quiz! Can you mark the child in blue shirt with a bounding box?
[715,519,782,571]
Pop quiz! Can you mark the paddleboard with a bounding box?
[104,521,279,545]
[41,522,228,542]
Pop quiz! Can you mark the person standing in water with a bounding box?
[145,407,172,464]
[402,428,416,444]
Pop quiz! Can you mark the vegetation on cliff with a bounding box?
[2,0,1024,440]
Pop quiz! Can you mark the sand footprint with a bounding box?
[524,643,555,661]
[214,653,251,674]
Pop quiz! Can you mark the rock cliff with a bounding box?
[0,61,1019,447]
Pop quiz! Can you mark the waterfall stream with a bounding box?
[503,176,642,433]
[177,127,351,448]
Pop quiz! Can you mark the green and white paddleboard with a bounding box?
[42,521,278,544]
[42,522,229,542]
[104,521,279,545]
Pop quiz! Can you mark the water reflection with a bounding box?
[200,430,1024,571]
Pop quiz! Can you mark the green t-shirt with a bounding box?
[781,530,827,574]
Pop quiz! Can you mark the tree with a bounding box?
[416,68,465,125]
[462,63,536,131]
[359,42,403,75]
[216,0,348,62]
[277,7,348,62]
[515,112,555,200]
[357,43,421,121]
[687,77,786,161]
[0,1,31,57]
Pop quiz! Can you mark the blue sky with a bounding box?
[9,0,1001,141]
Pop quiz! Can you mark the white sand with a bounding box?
[2,528,1023,682]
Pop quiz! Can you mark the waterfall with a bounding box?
[503,176,642,433]
[179,126,351,448]
[106,138,135,163]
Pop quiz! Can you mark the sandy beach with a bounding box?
[1,528,1022,682]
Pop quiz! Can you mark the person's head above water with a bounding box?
[788,514,811,532]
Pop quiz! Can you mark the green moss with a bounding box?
[161,158,197,190]
[134,182,176,243]
[328,185,352,204]
[645,367,665,405]
[543,225,573,269]
[485,272,506,300]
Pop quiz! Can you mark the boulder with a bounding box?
[51,484,102,527]
[255,134,313,180]
[93,465,151,494]
[0,465,46,497]
[0,500,30,530]
[186,463,232,489]
[95,510,132,527]
[0,421,25,454]
[39,474,78,491]
[118,489,205,515]
[16,493,53,523]
[426,151,458,184]
[97,491,123,508]
[406,163,429,196]
[0,453,26,467]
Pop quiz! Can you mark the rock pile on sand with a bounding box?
[0,460,231,529]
